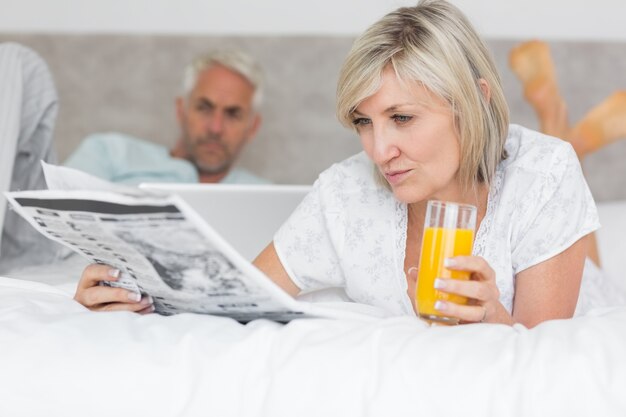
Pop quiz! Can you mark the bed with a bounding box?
[1,34,626,416]
[0,199,625,417]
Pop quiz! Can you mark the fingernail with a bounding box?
[128,292,141,302]
[407,266,418,276]
[434,278,446,289]
[434,301,447,311]
[444,258,457,268]
[108,268,120,278]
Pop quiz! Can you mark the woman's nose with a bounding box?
[371,128,400,164]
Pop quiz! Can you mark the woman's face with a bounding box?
[353,66,462,204]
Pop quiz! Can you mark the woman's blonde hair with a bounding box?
[336,0,509,190]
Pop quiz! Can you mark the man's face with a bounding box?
[176,65,260,176]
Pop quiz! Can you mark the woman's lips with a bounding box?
[384,169,412,185]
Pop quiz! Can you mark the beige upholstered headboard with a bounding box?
[1,34,625,201]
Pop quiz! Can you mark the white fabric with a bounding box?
[596,199,626,294]
[0,275,625,417]
[275,124,600,315]
[576,257,626,315]
[0,198,623,416]
[0,44,24,254]
[0,42,61,273]
[572,199,626,315]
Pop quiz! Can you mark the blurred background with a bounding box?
[1,0,625,199]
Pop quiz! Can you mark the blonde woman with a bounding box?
[75,0,598,328]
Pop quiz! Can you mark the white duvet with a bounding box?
[2,200,626,417]
[1,275,625,417]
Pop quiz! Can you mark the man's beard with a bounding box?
[186,134,234,175]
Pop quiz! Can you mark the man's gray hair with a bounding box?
[182,49,264,110]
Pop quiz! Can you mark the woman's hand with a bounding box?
[74,264,154,314]
[432,256,514,325]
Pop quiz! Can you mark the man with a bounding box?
[64,49,268,185]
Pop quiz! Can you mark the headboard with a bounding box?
[1,34,625,201]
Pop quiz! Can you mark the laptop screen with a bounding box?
[139,183,311,261]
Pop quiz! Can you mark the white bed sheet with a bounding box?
[596,200,626,293]
[2,200,626,416]
[1,275,625,417]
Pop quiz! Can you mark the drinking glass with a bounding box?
[416,200,477,324]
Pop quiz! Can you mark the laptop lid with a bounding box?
[139,183,311,261]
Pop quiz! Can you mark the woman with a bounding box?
[75,0,599,328]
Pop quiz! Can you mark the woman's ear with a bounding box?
[478,78,491,102]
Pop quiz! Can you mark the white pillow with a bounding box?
[596,200,626,292]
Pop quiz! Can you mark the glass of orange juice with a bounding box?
[416,200,477,324]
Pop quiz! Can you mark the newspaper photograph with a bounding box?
[4,188,309,322]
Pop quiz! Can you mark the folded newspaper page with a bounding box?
[4,163,385,322]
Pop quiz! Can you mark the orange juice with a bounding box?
[416,227,474,323]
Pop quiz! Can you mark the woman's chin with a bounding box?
[391,186,422,205]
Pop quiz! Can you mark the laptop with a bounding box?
[139,183,311,261]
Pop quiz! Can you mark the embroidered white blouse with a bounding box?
[274,124,600,316]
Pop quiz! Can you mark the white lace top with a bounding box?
[274,125,600,316]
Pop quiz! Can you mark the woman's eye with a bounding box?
[352,117,371,126]
[392,114,412,123]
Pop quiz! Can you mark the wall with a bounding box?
[1,0,626,40]
[1,1,625,199]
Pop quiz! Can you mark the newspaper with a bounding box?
[4,163,319,322]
